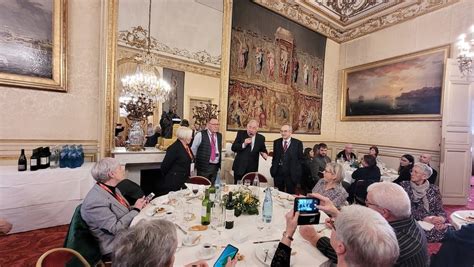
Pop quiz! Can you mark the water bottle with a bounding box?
[252,173,260,187]
[262,188,273,223]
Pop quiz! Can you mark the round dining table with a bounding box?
[131,186,331,266]
[449,210,474,230]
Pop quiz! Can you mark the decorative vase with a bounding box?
[127,120,146,151]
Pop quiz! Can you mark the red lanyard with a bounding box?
[98,183,130,209]
[183,142,194,160]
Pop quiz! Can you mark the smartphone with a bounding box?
[294,197,320,225]
[144,192,155,203]
[213,244,239,267]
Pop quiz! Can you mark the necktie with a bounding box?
[210,133,216,161]
[283,141,288,152]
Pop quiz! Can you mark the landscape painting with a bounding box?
[0,0,66,91]
[341,45,449,121]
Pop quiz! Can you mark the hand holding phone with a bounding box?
[294,197,320,225]
[144,192,155,203]
[213,244,238,267]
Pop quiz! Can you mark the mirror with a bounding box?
[113,0,223,149]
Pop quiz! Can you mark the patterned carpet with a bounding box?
[1,180,473,266]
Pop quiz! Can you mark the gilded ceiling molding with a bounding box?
[253,0,459,43]
[117,46,221,78]
[118,30,221,66]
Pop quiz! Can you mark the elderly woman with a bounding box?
[81,158,147,259]
[114,219,236,267]
[400,162,452,242]
[160,126,194,195]
[393,154,415,184]
[311,162,348,208]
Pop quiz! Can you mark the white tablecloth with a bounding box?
[343,169,399,184]
[223,156,274,186]
[132,186,331,266]
[0,163,95,233]
[450,210,474,230]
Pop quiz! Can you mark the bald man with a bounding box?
[335,144,356,162]
[419,153,438,184]
[231,120,268,183]
[270,125,304,194]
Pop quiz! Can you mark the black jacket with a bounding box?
[231,130,267,176]
[270,138,303,184]
[161,140,193,192]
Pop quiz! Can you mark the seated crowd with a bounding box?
[62,118,471,266]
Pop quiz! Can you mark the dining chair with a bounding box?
[63,205,104,266]
[36,247,90,267]
[188,176,212,185]
[242,172,268,185]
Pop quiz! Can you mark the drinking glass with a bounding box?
[244,179,251,187]
[183,204,194,224]
[211,205,225,244]
[255,214,265,237]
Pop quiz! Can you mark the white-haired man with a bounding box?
[335,144,356,162]
[272,205,399,267]
[419,153,438,184]
[299,183,429,267]
[231,119,268,184]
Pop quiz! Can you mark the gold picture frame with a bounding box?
[0,0,67,92]
[340,45,450,121]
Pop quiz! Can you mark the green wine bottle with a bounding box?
[201,188,211,225]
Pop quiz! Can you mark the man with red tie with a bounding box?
[270,124,304,194]
[191,117,222,183]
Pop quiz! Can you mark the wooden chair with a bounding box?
[36,248,90,267]
[242,172,268,185]
[188,176,212,185]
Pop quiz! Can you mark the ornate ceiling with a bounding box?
[254,0,460,43]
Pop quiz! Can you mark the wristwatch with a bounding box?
[283,231,294,241]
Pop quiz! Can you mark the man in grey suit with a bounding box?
[81,158,147,258]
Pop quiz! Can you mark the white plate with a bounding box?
[182,236,201,247]
[255,244,298,266]
[197,247,217,260]
[153,205,175,217]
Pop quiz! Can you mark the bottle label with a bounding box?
[201,206,207,217]
[18,164,26,171]
[31,159,37,166]
[209,193,215,202]
[225,209,234,222]
[40,157,48,165]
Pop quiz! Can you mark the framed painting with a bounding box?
[226,0,326,134]
[341,45,449,121]
[0,0,67,92]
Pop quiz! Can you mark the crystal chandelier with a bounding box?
[120,0,171,103]
[456,26,474,77]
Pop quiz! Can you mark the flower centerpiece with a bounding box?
[223,187,260,216]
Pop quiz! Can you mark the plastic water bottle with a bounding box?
[262,188,273,223]
[252,174,260,187]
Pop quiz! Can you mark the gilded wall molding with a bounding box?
[253,0,459,43]
[117,46,220,78]
[118,30,221,67]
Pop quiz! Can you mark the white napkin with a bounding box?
[417,220,434,231]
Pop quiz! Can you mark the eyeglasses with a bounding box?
[209,123,220,126]
[326,218,336,231]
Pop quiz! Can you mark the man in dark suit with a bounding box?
[191,118,222,183]
[419,153,438,184]
[231,119,268,183]
[270,124,304,194]
[335,143,357,162]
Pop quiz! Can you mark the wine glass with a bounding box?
[211,206,225,245]
[244,179,251,187]
[255,214,265,237]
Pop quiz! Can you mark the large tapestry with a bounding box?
[227,0,326,134]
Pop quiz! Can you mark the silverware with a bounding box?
[253,239,280,244]
[175,223,188,235]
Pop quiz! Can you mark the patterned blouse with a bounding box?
[312,179,348,208]
[400,181,452,242]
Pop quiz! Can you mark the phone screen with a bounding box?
[145,193,155,203]
[213,244,238,267]
[295,198,319,213]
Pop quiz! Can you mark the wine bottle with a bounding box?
[201,188,211,225]
[225,192,234,229]
[18,149,27,171]
[262,187,273,223]
[30,148,39,171]
[40,147,50,169]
